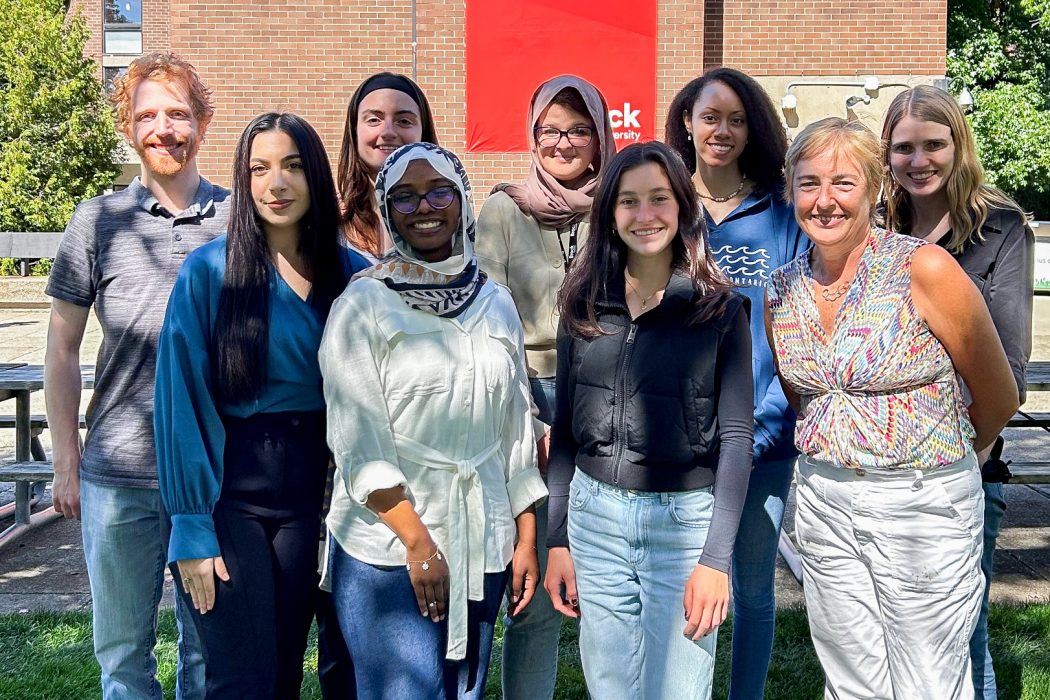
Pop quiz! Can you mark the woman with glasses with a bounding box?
[154,112,368,697]
[879,85,1034,699]
[320,142,548,700]
[665,68,808,700]
[337,72,439,259]
[475,74,615,700]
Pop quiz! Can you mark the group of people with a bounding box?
[42,48,1032,700]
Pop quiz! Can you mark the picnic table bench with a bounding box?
[0,363,93,549]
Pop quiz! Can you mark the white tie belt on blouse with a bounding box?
[392,432,502,661]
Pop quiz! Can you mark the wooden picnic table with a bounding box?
[1025,361,1050,392]
[0,364,94,549]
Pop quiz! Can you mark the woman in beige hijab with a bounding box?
[475,74,615,700]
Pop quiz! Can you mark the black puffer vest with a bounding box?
[555,271,748,492]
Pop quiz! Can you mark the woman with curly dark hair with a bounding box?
[666,67,807,699]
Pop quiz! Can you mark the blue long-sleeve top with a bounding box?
[706,188,810,464]
[155,235,369,563]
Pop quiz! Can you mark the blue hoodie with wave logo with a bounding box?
[706,187,810,464]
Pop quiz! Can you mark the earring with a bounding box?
[687,132,692,142]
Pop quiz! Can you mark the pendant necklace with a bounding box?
[626,276,661,310]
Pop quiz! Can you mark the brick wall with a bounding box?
[170,0,414,186]
[70,0,102,66]
[73,0,945,201]
[718,0,947,75]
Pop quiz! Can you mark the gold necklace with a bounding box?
[625,275,662,310]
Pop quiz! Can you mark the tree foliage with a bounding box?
[0,0,122,232]
[948,0,1050,216]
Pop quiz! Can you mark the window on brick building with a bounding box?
[104,0,142,55]
[104,66,128,95]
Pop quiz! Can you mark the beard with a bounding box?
[134,133,200,177]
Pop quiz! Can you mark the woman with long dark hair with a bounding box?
[475,74,615,700]
[320,142,547,699]
[337,72,438,259]
[154,112,368,697]
[665,67,808,700]
[543,141,754,698]
[880,85,1034,699]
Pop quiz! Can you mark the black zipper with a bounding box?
[611,323,638,485]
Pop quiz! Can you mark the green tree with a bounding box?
[948,0,1050,217]
[0,0,121,232]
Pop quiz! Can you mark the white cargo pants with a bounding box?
[795,453,984,700]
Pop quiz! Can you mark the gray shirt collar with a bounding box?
[129,175,216,220]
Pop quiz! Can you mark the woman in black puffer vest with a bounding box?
[542,141,754,700]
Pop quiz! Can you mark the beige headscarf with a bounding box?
[495,75,616,229]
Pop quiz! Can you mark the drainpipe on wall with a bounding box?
[412,0,418,81]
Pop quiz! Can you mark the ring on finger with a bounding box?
[428,601,437,608]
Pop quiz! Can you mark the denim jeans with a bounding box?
[331,546,507,700]
[971,481,1006,699]
[729,456,795,700]
[81,479,204,700]
[796,455,983,699]
[501,377,562,700]
[568,469,718,700]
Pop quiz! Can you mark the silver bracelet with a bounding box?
[406,548,443,572]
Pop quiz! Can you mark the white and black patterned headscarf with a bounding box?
[355,142,486,318]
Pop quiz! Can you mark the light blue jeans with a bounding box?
[568,469,718,700]
[81,479,204,700]
[729,456,795,700]
[971,481,1006,699]
[501,377,562,700]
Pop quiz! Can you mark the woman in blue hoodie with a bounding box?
[666,67,807,700]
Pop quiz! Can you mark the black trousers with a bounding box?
[170,411,329,699]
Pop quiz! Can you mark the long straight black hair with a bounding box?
[213,112,349,403]
[558,141,733,337]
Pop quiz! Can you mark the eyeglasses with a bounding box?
[387,185,458,215]
[534,126,594,148]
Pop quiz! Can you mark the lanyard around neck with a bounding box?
[557,222,579,269]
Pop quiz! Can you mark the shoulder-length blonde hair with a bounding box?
[880,85,1026,252]
[784,117,882,211]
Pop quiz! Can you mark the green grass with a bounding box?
[1,604,1047,699]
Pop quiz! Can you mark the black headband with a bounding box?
[356,74,423,110]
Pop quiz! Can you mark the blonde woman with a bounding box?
[881,85,1034,698]
[766,118,1017,698]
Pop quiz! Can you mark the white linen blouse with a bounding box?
[319,275,547,660]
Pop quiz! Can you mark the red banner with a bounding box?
[465,0,657,153]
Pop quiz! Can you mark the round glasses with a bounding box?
[388,185,458,215]
[534,126,594,148]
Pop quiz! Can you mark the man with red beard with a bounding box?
[44,52,228,700]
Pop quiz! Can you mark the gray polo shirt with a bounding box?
[47,177,230,489]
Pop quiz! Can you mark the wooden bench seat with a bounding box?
[0,461,54,483]
[1007,411,1050,428]
[1002,462,1050,484]
[0,414,87,431]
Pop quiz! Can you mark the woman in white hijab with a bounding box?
[319,142,548,700]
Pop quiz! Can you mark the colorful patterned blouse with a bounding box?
[768,228,975,470]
